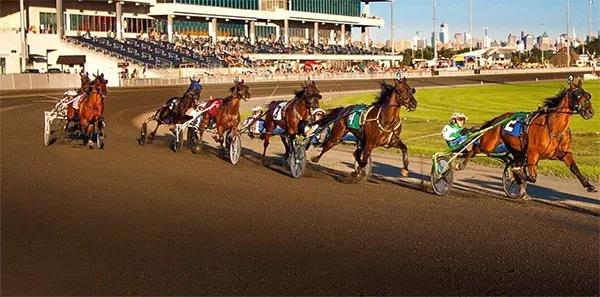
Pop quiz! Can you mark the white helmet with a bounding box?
[450,112,468,121]
[312,108,325,116]
[252,106,262,112]
[64,89,77,97]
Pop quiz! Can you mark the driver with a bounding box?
[442,112,475,151]
[304,108,329,147]
[243,106,265,137]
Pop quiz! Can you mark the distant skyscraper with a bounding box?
[524,34,534,51]
[521,31,527,41]
[508,34,517,47]
[440,23,449,43]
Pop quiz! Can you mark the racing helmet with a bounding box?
[450,112,468,121]
[64,89,78,97]
[252,106,262,113]
[312,108,325,116]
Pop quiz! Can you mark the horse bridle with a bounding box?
[567,88,592,114]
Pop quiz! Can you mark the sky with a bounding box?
[353,0,600,43]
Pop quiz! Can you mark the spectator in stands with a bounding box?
[131,69,138,79]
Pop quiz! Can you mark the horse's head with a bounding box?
[298,78,322,111]
[185,77,203,98]
[392,76,418,112]
[568,78,594,120]
[92,73,108,96]
[229,78,251,101]
[80,72,91,92]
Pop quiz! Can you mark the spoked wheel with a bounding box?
[353,155,373,182]
[139,122,147,146]
[173,128,184,153]
[288,139,306,178]
[44,117,52,146]
[430,155,454,196]
[229,132,242,165]
[502,162,527,199]
[96,130,105,149]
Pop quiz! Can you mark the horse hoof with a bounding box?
[310,156,320,163]
[521,195,532,201]
[587,185,598,193]
[400,168,409,177]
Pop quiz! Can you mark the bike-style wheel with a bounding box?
[353,155,373,182]
[139,122,147,146]
[430,155,454,196]
[502,162,527,199]
[288,139,306,178]
[229,132,241,165]
[173,127,184,153]
[44,116,51,146]
[96,129,105,149]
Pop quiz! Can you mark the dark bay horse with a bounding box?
[78,74,108,148]
[197,79,251,149]
[143,78,203,143]
[462,78,596,194]
[311,77,417,180]
[261,80,322,162]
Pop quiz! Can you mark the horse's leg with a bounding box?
[148,120,160,143]
[280,134,290,158]
[525,151,539,183]
[560,152,597,192]
[396,139,410,177]
[262,119,275,163]
[311,121,346,163]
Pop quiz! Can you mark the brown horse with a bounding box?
[462,78,596,194]
[143,78,203,144]
[78,74,107,148]
[261,80,322,162]
[197,79,251,149]
[310,77,417,181]
[64,71,92,132]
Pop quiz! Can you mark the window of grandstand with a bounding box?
[256,25,277,39]
[260,0,288,11]
[174,0,259,10]
[291,0,360,17]
[39,12,58,34]
[69,14,153,33]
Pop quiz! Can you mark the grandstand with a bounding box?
[0,0,398,84]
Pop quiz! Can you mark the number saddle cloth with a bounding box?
[501,111,536,151]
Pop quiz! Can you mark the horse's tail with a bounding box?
[477,112,513,131]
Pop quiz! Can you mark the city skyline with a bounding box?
[356,0,599,44]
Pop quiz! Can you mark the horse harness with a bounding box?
[360,88,413,148]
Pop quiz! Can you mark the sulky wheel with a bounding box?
[353,155,373,182]
[288,139,307,178]
[139,122,147,146]
[96,130,105,149]
[229,132,241,165]
[430,155,454,196]
[44,118,52,146]
[173,128,184,153]
[502,162,527,199]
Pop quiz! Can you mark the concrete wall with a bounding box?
[0,73,79,90]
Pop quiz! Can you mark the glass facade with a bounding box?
[256,25,277,39]
[174,0,259,10]
[69,14,154,34]
[155,20,244,37]
[39,12,57,33]
[291,0,360,16]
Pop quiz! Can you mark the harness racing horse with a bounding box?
[63,71,92,132]
[261,79,322,162]
[196,78,251,150]
[141,78,203,144]
[310,77,418,181]
[462,78,596,195]
[78,73,108,148]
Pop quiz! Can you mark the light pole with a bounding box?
[540,23,545,65]
[588,0,593,53]
[469,0,472,52]
[19,0,27,72]
[433,0,437,61]
[566,0,570,68]
[391,0,395,55]
[416,30,422,58]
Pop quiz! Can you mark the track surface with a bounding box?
[2,72,598,295]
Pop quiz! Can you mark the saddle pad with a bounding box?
[502,115,526,137]
[206,99,223,117]
[346,105,369,130]
[273,102,287,121]
[72,94,85,110]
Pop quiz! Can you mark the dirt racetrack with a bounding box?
[1,72,599,295]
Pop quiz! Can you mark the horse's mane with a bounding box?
[373,81,395,105]
[293,87,306,99]
[541,87,568,108]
